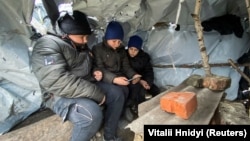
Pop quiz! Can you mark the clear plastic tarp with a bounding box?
[0,0,249,135]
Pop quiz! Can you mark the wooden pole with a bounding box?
[228,59,250,85]
[153,62,250,68]
[191,0,213,77]
[245,0,250,31]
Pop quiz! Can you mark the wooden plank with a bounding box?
[127,81,224,134]
[0,113,73,141]
[138,84,187,117]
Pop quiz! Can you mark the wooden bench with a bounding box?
[1,80,249,141]
[126,79,225,135]
[0,109,73,141]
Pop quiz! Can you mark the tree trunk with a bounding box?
[191,0,212,77]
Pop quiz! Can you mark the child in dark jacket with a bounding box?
[92,21,142,138]
[127,35,160,116]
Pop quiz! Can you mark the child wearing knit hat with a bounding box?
[104,21,124,41]
[91,21,141,140]
[92,21,141,84]
[127,35,161,118]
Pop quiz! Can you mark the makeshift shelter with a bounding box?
[1,0,250,135]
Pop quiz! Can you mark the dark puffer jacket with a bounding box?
[31,35,104,109]
[127,50,154,87]
[92,41,136,83]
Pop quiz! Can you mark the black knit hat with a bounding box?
[57,11,91,35]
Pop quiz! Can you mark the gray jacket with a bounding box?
[31,35,104,109]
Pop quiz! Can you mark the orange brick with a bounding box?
[160,92,197,119]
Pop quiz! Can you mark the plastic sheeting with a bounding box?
[1,0,250,135]
[145,28,250,100]
[0,0,42,135]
